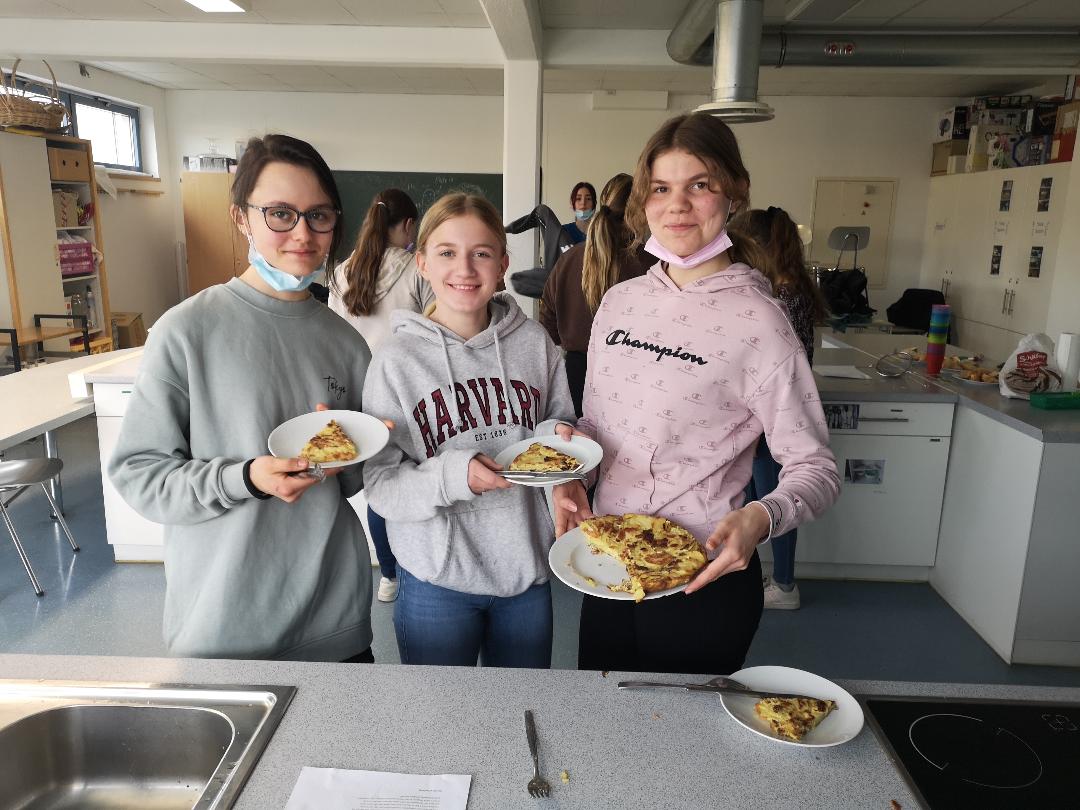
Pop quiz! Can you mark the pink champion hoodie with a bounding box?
[577,262,839,543]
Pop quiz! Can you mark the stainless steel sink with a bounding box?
[0,680,295,809]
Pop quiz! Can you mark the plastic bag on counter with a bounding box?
[999,333,1064,399]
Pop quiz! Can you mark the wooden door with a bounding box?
[181,172,240,295]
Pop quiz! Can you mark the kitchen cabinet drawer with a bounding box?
[92,382,135,417]
[823,401,954,437]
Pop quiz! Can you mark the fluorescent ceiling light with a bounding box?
[183,0,250,11]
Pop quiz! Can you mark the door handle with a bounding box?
[859,417,911,423]
[1001,289,1008,314]
[1008,289,1016,315]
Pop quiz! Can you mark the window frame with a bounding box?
[11,76,143,172]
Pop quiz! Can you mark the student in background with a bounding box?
[363,194,577,668]
[735,205,827,610]
[555,113,839,675]
[329,188,433,603]
[540,173,652,416]
[561,181,596,245]
[110,134,376,662]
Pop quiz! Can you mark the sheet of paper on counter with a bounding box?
[814,365,871,379]
[285,767,471,810]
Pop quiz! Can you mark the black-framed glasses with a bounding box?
[246,203,340,233]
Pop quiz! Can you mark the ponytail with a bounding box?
[336,188,418,317]
[581,173,634,313]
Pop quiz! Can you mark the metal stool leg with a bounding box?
[42,429,64,518]
[0,498,45,596]
[40,484,79,552]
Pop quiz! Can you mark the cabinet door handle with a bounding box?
[858,417,911,423]
[1001,289,1008,313]
[940,278,946,294]
[1008,289,1016,315]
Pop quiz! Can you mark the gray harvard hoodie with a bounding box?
[362,293,575,597]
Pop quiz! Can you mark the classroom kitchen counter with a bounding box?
[816,328,1080,443]
[5,653,1080,810]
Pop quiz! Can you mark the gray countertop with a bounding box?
[816,329,1080,444]
[5,654,1080,810]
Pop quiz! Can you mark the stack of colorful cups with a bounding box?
[925,304,951,376]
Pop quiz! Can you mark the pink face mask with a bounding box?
[644,202,736,269]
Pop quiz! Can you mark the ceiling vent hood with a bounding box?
[669,0,1080,124]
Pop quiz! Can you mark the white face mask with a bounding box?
[246,238,324,292]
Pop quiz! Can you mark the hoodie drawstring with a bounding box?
[493,326,518,425]
[434,328,466,432]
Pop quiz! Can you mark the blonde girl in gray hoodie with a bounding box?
[362,194,578,668]
[330,189,434,603]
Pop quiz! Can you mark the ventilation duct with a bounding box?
[669,0,1080,123]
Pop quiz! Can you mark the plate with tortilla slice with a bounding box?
[268,409,389,469]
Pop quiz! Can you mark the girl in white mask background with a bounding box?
[561,180,596,246]
[110,134,382,664]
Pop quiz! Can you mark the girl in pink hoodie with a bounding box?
[556,113,839,675]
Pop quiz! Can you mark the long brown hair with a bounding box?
[581,173,633,312]
[416,193,506,257]
[337,188,418,317]
[626,112,768,272]
[734,207,827,322]
[230,134,344,266]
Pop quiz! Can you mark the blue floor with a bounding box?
[3,416,1080,688]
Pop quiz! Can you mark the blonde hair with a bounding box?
[626,112,767,272]
[581,173,634,313]
[416,193,506,257]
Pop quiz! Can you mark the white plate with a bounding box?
[547,526,686,601]
[720,665,864,747]
[493,435,602,487]
[267,409,389,469]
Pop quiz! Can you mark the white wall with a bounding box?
[542,93,946,313]
[29,61,180,327]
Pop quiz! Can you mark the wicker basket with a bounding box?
[0,59,67,132]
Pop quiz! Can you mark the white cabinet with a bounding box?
[93,382,165,562]
[770,401,954,580]
[930,407,1080,666]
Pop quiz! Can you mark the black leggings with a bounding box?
[578,552,763,675]
[564,350,587,418]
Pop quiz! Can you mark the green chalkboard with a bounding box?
[332,170,503,256]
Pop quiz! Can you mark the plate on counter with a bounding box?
[719,665,864,748]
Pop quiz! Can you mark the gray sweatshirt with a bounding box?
[108,278,373,661]
[362,293,575,596]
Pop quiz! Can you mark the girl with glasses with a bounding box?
[329,189,434,604]
[110,134,378,663]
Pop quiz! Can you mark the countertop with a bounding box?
[5,654,1080,810]
[0,352,108,451]
[816,329,1080,444]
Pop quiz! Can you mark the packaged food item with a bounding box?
[999,333,1064,400]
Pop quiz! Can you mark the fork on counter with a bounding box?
[524,710,551,798]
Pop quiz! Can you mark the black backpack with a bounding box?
[886,288,946,332]
[818,268,875,318]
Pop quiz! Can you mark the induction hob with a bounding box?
[864,695,1080,809]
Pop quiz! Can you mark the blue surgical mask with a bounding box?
[247,243,323,292]
[574,208,594,222]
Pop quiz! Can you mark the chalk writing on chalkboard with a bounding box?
[332,170,503,256]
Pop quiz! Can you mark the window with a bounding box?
[12,77,143,172]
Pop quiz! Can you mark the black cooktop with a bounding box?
[865,696,1080,810]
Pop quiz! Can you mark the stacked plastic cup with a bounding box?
[925,304,951,376]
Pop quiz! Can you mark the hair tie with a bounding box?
[376,201,387,208]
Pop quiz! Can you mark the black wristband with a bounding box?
[242,459,272,500]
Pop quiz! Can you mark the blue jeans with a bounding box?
[367,506,396,581]
[394,567,552,668]
[746,436,797,586]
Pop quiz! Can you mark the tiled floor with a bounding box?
[3,416,1080,688]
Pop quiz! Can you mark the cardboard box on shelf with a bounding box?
[989,131,1025,169]
[1051,130,1076,163]
[946,155,967,174]
[966,125,1021,173]
[1027,100,1065,137]
[57,241,94,276]
[1054,100,1080,134]
[934,106,969,142]
[973,108,1026,131]
[971,94,1033,110]
[1015,135,1052,167]
[52,189,79,227]
[932,139,968,175]
[47,147,91,182]
[111,312,146,349]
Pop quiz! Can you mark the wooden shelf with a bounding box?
[61,272,98,282]
[0,324,87,347]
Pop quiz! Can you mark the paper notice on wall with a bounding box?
[993,219,1009,237]
[1032,219,1050,238]
[285,767,472,810]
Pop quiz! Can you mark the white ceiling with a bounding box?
[1,0,1078,96]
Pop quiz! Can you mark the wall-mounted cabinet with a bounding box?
[0,130,111,368]
[181,171,247,296]
[918,162,1073,360]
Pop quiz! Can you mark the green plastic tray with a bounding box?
[1029,391,1080,410]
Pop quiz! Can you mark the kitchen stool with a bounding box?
[0,458,80,596]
